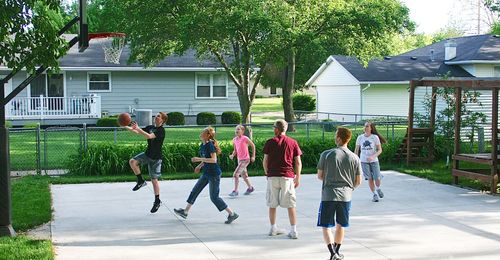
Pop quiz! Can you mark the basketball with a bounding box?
[117,112,131,126]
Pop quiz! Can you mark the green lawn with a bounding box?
[251,97,283,113]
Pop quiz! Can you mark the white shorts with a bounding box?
[266,177,296,208]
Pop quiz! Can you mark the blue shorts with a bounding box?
[361,162,382,180]
[317,201,351,228]
[133,152,162,179]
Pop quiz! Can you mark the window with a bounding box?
[196,73,228,98]
[28,73,65,110]
[270,86,277,95]
[88,72,111,92]
[495,67,500,77]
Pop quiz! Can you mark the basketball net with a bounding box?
[89,33,126,64]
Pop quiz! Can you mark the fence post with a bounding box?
[392,123,395,142]
[43,128,47,175]
[36,124,41,175]
[83,123,87,153]
[114,128,117,144]
[306,122,309,141]
[322,122,325,142]
[386,116,389,141]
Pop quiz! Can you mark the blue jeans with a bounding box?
[187,173,227,211]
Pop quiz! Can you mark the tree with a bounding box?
[268,0,413,127]
[1,0,67,75]
[431,24,465,43]
[104,0,286,124]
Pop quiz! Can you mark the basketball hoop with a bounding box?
[89,33,126,64]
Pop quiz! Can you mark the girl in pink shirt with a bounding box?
[228,125,256,196]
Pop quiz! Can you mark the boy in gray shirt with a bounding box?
[317,127,362,260]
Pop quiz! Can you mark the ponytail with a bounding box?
[204,127,222,155]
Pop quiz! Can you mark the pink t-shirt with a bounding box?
[233,135,250,160]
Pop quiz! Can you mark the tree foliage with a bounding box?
[74,0,413,125]
[415,87,487,155]
[1,0,68,74]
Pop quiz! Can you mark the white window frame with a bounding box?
[87,72,112,92]
[195,73,228,99]
[27,71,67,99]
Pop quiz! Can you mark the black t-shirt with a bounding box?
[142,125,165,160]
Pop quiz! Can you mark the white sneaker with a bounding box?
[287,230,298,239]
[372,194,380,202]
[268,228,286,236]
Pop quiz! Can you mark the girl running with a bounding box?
[228,125,256,197]
[174,127,239,224]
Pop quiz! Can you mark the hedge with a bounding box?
[197,112,216,125]
[293,94,315,111]
[67,136,402,176]
[221,111,241,124]
[167,112,185,125]
[96,116,119,127]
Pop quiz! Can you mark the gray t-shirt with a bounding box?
[317,147,362,202]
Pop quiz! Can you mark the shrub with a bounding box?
[167,112,185,125]
[96,116,119,127]
[197,112,216,125]
[6,121,12,128]
[221,111,241,124]
[293,94,316,111]
[322,119,336,132]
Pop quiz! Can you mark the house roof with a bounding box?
[331,55,472,82]
[57,35,225,71]
[306,34,500,85]
[401,34,500,64]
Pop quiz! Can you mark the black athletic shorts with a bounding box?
[317,201,351,228]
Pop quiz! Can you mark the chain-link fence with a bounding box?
[8,120,408,173]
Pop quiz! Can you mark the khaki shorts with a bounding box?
[266,177,296,208]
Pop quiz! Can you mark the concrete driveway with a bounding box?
[51,171,500,260]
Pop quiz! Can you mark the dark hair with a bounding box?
[204,127,222,155]
[336,126,352,145]
[366,122,387,144]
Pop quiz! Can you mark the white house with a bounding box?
[1,36,242,126]
[306,34,500,122]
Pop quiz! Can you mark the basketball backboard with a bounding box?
[78,0,88,52]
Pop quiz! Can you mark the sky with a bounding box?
[401,0,492,35]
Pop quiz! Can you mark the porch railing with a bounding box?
[6,95,101,120]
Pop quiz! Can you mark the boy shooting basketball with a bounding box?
[124,112,167,213]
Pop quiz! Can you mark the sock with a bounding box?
[373,190,377,195]
[136,174,144,183]
[271,224,277,230]
[327,244,335,256]
[291,224,297,232]
[155,195,160,203]
[335,243,341,254]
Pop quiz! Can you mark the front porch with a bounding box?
[6,95,101,120]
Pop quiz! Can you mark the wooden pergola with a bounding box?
[408,78,500,193]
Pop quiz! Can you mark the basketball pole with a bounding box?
[0,14,80,237]
[0,84,15,236]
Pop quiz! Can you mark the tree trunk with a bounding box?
[282,49,296,131]
[238,86,251,124]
